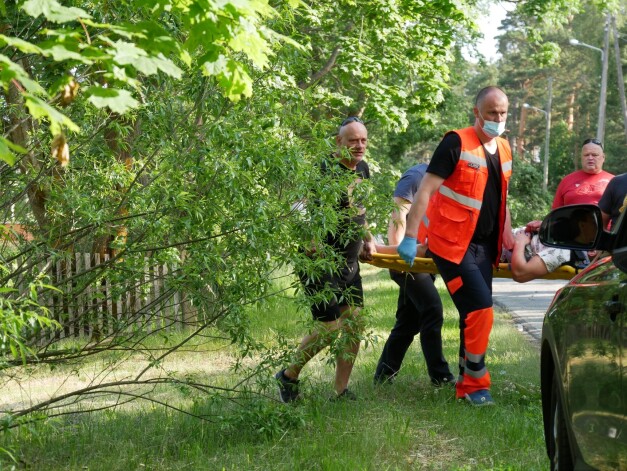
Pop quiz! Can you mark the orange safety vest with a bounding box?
[418,127,512,265]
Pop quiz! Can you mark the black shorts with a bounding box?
[298,262,364,322]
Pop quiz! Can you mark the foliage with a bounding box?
[547,121,580,188]
[0,0,281,150]
[215,395,307,440]
[0,264,61,365]
[496,1,626,184]
[277,0,472,130]
[376,49,480,166]
[508,160,552,226]
[0,0,484,431]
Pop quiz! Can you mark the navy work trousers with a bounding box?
[374,270,453,384]
[431,242,495,397]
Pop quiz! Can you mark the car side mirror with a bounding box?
[539,205,602,250]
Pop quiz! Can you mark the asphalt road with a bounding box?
[492,278,569,347]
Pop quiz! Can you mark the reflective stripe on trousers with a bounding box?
[431,242,494,398]
[458,307,493,393]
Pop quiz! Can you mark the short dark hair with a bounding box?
[582,138,603,150]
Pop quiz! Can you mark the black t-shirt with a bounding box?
[320,157,370,264]
[427,132,501,245]
[598,173,627,228]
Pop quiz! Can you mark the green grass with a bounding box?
[0,265,548,470]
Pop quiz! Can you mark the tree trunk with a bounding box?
[567,88,576,131]
[6,59,49,233]
[517,106,527,160]
[92,115,138,257]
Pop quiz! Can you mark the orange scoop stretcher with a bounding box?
[365,253,577,281]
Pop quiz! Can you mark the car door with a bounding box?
[559,213,627,469]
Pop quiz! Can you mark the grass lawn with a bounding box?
[0,264,548,470]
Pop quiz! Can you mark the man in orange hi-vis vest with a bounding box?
[397,86,512,406]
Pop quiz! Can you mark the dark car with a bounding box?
[538,204,626,470]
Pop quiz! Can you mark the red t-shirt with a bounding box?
[552,170,614,208]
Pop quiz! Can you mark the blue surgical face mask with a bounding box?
[479,112,506,138]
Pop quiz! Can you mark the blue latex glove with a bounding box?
[397,236,417,266]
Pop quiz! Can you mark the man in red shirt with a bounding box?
[552,138,614,208]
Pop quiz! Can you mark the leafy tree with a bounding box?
[0,0,481,435]
[0,0,310,429]
[508,160,552,226]
[495,0,626,188]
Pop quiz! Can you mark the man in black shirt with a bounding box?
[275,117,375,402]
[599,173,627,229]
[398,87,512,406]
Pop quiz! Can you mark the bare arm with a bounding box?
[375,196,409,254]
[502,207,514,251]
[404,173,445,240]
[388,196,410,245]
[509,232,549,283]
[375,196,429,256]
[601,211,610,229]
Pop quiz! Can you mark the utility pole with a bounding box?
[523,78,552,193]
[544,78,553,193]
[597,13,610,142]
[613,15,627,144]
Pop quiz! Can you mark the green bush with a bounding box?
[509,160,552,227]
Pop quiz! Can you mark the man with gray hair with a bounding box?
[275,116,375,402]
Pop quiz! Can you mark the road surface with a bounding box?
[492,278,569,346]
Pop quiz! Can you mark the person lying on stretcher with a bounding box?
[366,204,587,283]
[500,227,575,283]
[502,208,596,282]
[372,225,580,284]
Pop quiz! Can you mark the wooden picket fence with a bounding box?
[12,253,198,344]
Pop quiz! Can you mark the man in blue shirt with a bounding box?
[373,163,454,386]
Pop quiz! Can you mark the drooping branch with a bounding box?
[1,376,253,429]
[298,45,342,89]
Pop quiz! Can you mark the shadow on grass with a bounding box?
[0,263,547,470]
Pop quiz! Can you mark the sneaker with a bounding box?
[331,388,357,401]
[464,389,495,406]
[275,369,300,403]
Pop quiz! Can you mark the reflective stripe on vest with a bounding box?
[422,214,430,229]
[438,185,483,211]
[462,149,512,177]
[417,126,512,264]
[502,159,512,174]
[460,150,488,168]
